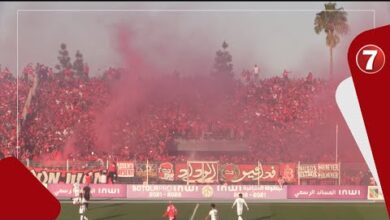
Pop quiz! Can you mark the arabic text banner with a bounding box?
[47,184,127,199]
[175,161,219,183]
[219,164,279,183]
[288,185,368,199]
[127,185,287,201]
[175,162,294,184]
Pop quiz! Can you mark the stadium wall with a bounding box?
[46,184,383,202]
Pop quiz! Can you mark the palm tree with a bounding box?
[314,2,349,79]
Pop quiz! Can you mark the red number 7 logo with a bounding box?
[356,44,386,74]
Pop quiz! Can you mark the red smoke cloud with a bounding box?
[60,23,366,165]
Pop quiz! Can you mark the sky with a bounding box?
[0,2,389,78]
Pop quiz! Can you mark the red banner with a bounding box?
[158,162,174,181]
[175,163,186,181]
[279,163,297,183]
[175,162,290,184]
[176,161,219,183]
[219,163,279,183]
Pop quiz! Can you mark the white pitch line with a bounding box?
[190,203,199,220]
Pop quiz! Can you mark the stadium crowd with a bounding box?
[1,63,340,164]
[3,63,371,186]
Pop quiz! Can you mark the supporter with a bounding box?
[0,63,360,185]
[85,173,92,185]
[108,162,117,184]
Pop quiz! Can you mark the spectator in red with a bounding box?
[2,63,348,183]
[107,162,117,184]
[85,173,92,185]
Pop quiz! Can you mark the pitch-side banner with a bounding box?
[288,185,367,199]
[47,184,127,199]
[126,185,287,201]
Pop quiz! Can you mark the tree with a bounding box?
[314,2,349,79]
[55,43,72,74]
[212,41,234,79]
[73,50,84,78]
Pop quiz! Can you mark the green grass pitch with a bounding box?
[58,202,389,220]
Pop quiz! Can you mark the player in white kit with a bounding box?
[78,192,88,220]
[232,193,249,220]
[205,203,219,220]
[72,183,81,205]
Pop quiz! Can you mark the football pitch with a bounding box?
[58,202,389,220]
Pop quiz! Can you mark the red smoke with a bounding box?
[85,25,236,154]
[59,23,366,165]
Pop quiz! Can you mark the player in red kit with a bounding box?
[162,201,178,220]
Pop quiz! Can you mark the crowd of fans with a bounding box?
[0,63,369,185]
[0,66,30,158]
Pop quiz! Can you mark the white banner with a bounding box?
[117,161,135,177]
[299,163,340,179]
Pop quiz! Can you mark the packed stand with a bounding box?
[2,64,347,168]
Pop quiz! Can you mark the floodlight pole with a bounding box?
[298,161,301,185]
[16,146,20,159]
[186,161,190,185]
[338,162,341,186]
[146,159,149,185]
[257,161,260,186]
[335,124,339,163]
